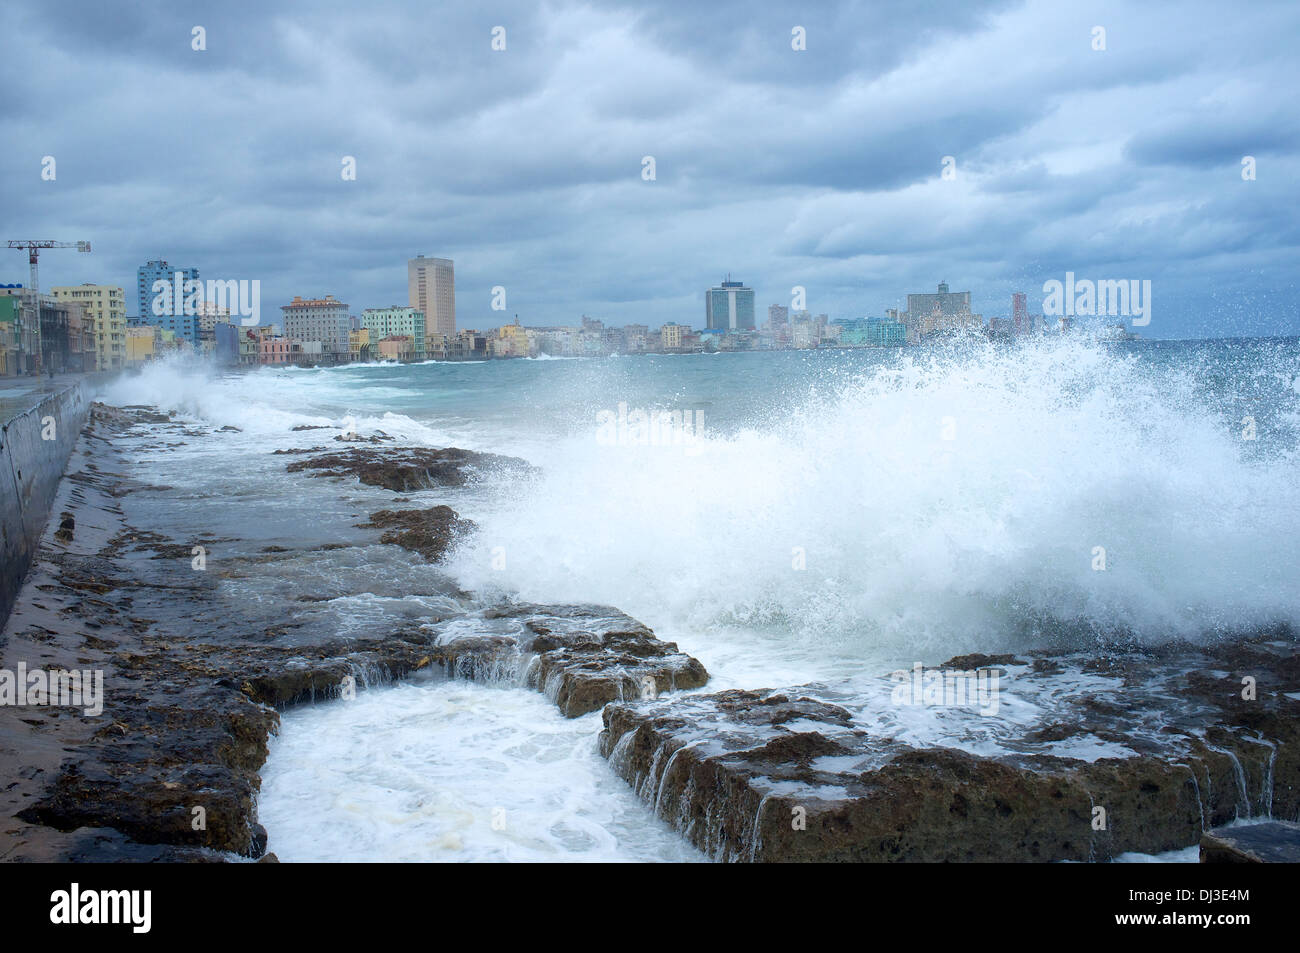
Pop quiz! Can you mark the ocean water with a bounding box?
[97,335,1300,861]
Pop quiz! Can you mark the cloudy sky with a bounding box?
[4,0,1298,337]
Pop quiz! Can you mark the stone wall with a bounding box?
[0,379,99,629]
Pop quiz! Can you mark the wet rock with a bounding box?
[54,512,75,543]
[941,653,1024,669]
[529,626,709,717]
[356,506,475,562]
[333,431,393,443]
[599,640,1300,862]
[285,446,533,491]
[110,405,172,424]
[18,706,277,856]
[429,604,710,717]
[1200,820,1300,863]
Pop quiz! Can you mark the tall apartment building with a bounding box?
[407,256,455,339]
[706,278,755,331]
[51,283,127,370]
[766,304,789,329]
[362,306,426,360]
[137,260,200,345]
[1011,292,1029,335]
[280,296,350,362]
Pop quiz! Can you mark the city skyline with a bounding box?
[3,0,1298,338]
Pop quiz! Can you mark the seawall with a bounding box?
[0,376,105,630]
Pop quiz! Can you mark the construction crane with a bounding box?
[6,240,91,372]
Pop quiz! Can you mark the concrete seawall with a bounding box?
[0,377,104,629]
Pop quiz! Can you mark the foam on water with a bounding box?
[259,678,703,862]
[451,336,1300,674]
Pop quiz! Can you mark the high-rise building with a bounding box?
[706,278,755,331]
[407,256,455,339]
[281,295,350,362]
[137,260,200,345]
[51,284,127,370]
[766,304,789,329]
[1011,292,1030,335]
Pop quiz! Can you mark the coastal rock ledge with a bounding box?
[598,638,1300,862]
[0,403,706,862]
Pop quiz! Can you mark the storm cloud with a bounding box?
[2,0,1297,337]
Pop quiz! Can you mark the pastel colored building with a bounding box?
[259,337,301,365]
[126,325,159,365]
[0,293,35,376]
[376,335,414,362]
[835,317,906,347]
[348,328,370,362]
[491,319,529,358]
[50,283,127,370]
[363,307,426,360]
[660,323,687,350]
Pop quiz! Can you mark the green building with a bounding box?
[361,306,427,360]
[837,317,906,347]
[0,293,38,376]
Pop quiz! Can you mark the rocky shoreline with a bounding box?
[597,640,1299,861]
[2,399,1296,863]
[0,402,705,861]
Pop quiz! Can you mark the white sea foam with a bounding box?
[259,678,703,862]
[452,336,1300,672]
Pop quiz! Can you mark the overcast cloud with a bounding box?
[3,0,1298,337]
